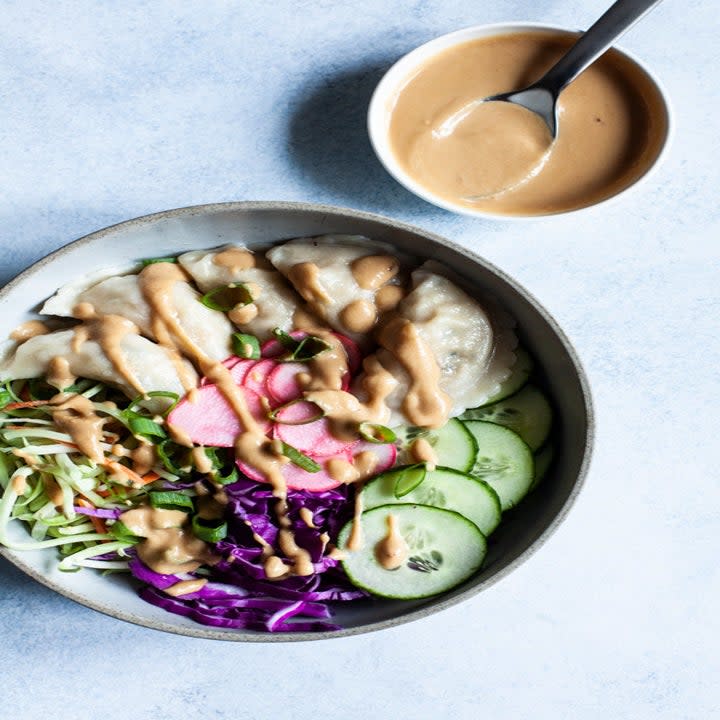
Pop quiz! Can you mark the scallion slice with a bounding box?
[149,491,194,512]
[141,257,178,266]
[191,515,227,543]
[157,439,191,476]
[358,422,397,444]
[271,328,330,361]
[128,416,166,440]
[393,464,427,499]
[231,333,261,359]
[279,441,321,473]
[215,466,239,485]
[200,283,254,312]
[127,391,180,417]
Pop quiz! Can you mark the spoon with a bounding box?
[435,0,665,141]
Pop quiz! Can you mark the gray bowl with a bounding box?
[0,201,593,641]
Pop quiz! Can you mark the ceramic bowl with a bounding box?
[367,22,672,219]
[0,201,593,641]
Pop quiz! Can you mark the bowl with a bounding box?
[367,23,672,219]
[0,201,593,641]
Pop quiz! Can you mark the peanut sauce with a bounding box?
[374,513,409,570]
[350,255,400,290]
[410,437,438,471]
[287,262,332,305]
[212,247,256,272]
[339,299,377,334]
[51,393,106,463]
[389,31,669,215]
[164,578,209,597]
[10,320,50,343]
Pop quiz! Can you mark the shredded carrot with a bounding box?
[139,471,160,485]
[103,460,148,488]
[4,400,50,410]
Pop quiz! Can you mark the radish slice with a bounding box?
[237,447,353,492]
[333,332,362,374]
[274,407,357,457]
[266,362,308,405]
[167,385,270,448]
[241,358,276,398]
[228,358,258,385]
[352,440,397,476]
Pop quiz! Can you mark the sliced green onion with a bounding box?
[268,400,325,425]
[231,333,261,359]
[215,466,239,485]
[358,422,397,444]
[292,336,331,362]
[149,491,194,512]
[279,442,321,473]
[157,439,191,476]
[393,464,427,499]
[127,391,180,417]
[141,257,178,266]
[27,379,56,401]
[108,520,142,544]
[128,416,166,440]
[191,515,227,543]
[271,328,330,361]
[200,283,254,312]
[0,389,11,410]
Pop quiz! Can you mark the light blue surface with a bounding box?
[1,1,718,718]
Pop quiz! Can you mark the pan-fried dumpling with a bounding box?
[41,273,233,361]
[0,327,197,407]
[266,236,404,342]
[177,246,299,341]
[361,262,517,426]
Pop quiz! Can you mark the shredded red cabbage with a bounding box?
[128,475,365,633]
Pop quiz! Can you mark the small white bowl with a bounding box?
[367,23,672,219]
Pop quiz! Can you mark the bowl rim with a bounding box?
[367,21,674,220]
[0,200,595,642]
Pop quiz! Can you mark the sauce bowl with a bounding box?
[0,201,593,641]
[367,23,672,219]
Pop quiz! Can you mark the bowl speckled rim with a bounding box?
[367,22,673,220]
[0,200,594,642]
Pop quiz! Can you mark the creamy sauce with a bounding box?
[229,302,259,325]
[374,513,409,570]
[191,446,214,474]
[378,317,451,428]
[212,247,256,272]
[119,505,214,575]
[389,31,669,215]
[131,443,157,475]
[11,473,28,494]
[51,393,106,463]
[410,437,438,471]
[288,262,332,305]
[164,578,209,597]
[46,356,76,390]
[374,284,405,313]
[339,299,377,334]
[10,320,50,343]
[299,507,316,528]
[351,255,400,290]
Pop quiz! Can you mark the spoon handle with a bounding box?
[539,0,665,94]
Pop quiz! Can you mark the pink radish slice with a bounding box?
[167,385,270,448]
[273,407,357,457]
[266,362,308,405]
[241,358,276,398]
[333,332,362,374]
[261,331,308,358]
[351,440,397,475]
[236,448,353,492]
[228,358,258,385]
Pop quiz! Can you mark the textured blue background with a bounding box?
[1,2,718,718]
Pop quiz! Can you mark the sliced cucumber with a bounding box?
[361,466,501,536]
[460,384,552,451]
[393,418,477,472]
[463,420,534,511]
[530,443,554,492]
[483,346,534,406]
[338,504,487,599]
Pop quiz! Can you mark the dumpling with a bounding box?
[266,235,405,342]
[0,324,197,407]
[41,269,233,362]
[178,246,300,341]
[361,262,517,427]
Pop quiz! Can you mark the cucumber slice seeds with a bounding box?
[338,504,487,599]
[462,420,534,511]
[460,384,552,451]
